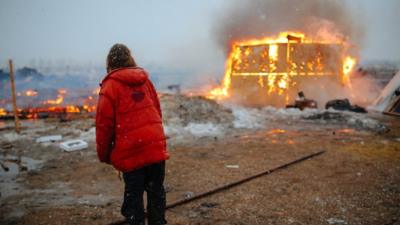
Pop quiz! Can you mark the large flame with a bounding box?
[208,31,356,101]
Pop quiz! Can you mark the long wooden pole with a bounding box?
[9,59,21,133]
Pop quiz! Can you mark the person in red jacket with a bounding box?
[96,43,169,225]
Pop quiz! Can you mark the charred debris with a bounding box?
[286,91,367,113]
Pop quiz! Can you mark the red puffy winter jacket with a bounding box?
[96,67,169,172]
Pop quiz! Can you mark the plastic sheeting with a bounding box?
[369,71,400,113]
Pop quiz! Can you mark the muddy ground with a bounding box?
[0,111,399,225]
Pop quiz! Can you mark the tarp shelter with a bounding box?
[369,71,400,116]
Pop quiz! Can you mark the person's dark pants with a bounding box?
[121,161,167,225]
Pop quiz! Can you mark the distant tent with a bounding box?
[369,71,400,116]
[385,95,400,116]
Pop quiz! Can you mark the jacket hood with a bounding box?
[103,67,148,86]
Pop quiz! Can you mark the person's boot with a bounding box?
[148,219,167,225]
[126,215,145,225]
[147,192,167,225]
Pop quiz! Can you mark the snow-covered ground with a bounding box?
[159,94,387,140]
[0,94,388,144]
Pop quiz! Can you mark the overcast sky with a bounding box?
[0,0,399,73]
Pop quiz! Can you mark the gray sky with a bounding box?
[0,0,399,73]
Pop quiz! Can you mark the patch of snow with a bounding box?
[36,135,62,143]
[79,127,95,141]
[164,122,224,138]
[0,155,43,178]
[163,125,182,138]
[228,105,386,132]
[225,164,239,169]
[303,110,387,132]
[184,123,223,137]
[346,115,382,130]
[20,156,44,171]
[231,107,265,129]
[229,105,319,129]
[262,106,319,119]
[0,155,44,199]
[327,218,347,225]
[1,132,25,142]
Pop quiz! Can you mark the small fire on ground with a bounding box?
[0,88,99,119]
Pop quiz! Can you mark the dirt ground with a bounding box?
[0,113,399,225]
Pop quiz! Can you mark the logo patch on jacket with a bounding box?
[132,91,145,102]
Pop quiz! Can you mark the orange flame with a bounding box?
[25,90,38,97]
[44,89,68,105]
[0,108,6,116]
[0,87,102,119]
[342,56,356,85]
[66,105,80,113]
[45,95,64,105]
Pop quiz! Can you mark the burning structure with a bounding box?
[209,31,356,107]
[0,88,98,120]
[0,72,99,120]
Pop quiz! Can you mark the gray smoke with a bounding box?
[214,0,365,53]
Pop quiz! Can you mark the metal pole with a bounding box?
[8,59,21,133]
[108,150,325,225]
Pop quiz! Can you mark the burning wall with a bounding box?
[209,32,356,106]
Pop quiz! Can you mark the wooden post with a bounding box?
[9,59,21,133]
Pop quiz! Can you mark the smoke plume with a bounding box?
[214,0,365,53]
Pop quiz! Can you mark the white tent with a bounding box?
[369,70,400,115]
